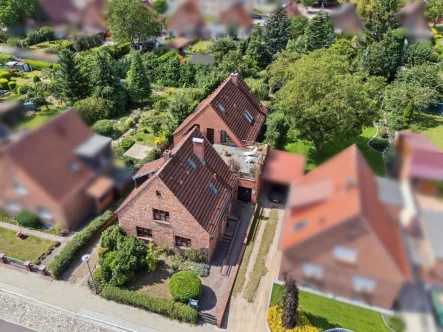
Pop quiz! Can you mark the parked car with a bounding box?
[268,183,287,203]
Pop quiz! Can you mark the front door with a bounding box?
[207,128,214,144]
[238,186,252,203]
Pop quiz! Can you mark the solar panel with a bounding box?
[209,183,218,195]
[187,158,197,170]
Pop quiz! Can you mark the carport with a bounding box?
[259,149,305,204]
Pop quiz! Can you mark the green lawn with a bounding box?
[279,127,385,176]
[270,284,390,332]
[17,107,64,131]
[191,40,213,53]
[409,113,443,150]
[133,131,157,147]
[0,227,57,264]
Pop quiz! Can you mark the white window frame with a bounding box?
[6,200,22,212]
[333,246,358,264]
[352,276,376,293]
[302,263,324,279]
[13,182,28,196]
[37,207,53,220]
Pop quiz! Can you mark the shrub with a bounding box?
[168,270,203,302]
[100,225,126,251]
[0,53,14,65]
[119,137,135,154]
[73,34,102,52]
[16,211,41,228]
[101,285,198,323]
[74,97,111,125]
[146,242,157,272]
[93,120,114,137]
[267,306,318,332]
[49,210,114,279]
[17,84,29,95]
[387,315,406,332]
[192,263,210,277]
[0,71,11,80]
[370,137,389,151]
[24,59,52,70]
[8,81,17,90]
[33,75,41,83]
[0,78,9,90]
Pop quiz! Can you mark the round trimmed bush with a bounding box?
[33,75,41,83]
[16,211,41,228]
[0,71,11,80]
[0,78,8,90]
[8,81,17,90]
[18,84,29,95]
[168,270,202,302]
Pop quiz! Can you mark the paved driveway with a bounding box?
[0,320,35,332]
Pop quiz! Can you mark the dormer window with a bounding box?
[333,246,358,264]
[13,182,28,196]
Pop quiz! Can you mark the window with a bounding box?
[13,182,27,196]
[37,207,52,220]
[218,104,225,113]
[187,158,197,170]
[153,209,170,222]
[209,183,218,196]
[293,220,307,231]
[156,190,161,197]
[244,111,254,124]
[175,236,192,247]
[6,200,21,212]
[136,227,152,238]
[352,276,376,293]
[302,263,324,279]
[333,246,358,264]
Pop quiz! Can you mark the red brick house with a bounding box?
[0,110,132,230]
[172,73,267,148]
[279,145,412,309]
[116,127,236,261]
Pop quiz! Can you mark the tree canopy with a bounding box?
[263,6,291,57]
[126,50,151,102]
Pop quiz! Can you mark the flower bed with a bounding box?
[267,306,318,332]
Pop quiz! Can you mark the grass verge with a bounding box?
[270,284,391,332]
[244,209,278,302]
[232,208,263,296]
[0,227,58,264]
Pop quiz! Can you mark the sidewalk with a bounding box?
[0,266,219,332]
[0,221,68,243]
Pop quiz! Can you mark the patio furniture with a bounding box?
[243,147,257,157]
[245,156,256,164]
[188,298,199,311]
[16,230,25,239]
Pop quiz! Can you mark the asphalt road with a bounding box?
[0,319,34,332]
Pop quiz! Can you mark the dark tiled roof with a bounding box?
[173,74,267,143]
[117,127,236,234]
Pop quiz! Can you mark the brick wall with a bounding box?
[117,177,219,260]
[173,107,243,147]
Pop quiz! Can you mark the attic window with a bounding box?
[187,158,197,170]
[68,161,80,173]
[209,183,218,196]
[156,190,161,197]
[218,104,225,113]
[244,111,254,124]
[293,220,307,232]
[333,246,358,264]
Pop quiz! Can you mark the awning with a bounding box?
[261,149,305,185]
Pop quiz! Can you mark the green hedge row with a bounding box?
[23,59,53,70]
[101,285,198,324]
[49,210,114,279]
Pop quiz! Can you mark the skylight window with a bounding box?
[293,220,307,232]
[244,111,254,124]
[218,104,225,113]
[209,183,218,196]
[187,158,197,170]
[333,246,358,263]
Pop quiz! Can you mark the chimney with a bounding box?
[192,137,204,162]
[231,71,238,86]
[163,150,171,162]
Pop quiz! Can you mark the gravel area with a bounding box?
[0,291,121,332]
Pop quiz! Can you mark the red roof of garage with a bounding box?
[261,149,305,185]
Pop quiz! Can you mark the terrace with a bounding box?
[213,142,267,181]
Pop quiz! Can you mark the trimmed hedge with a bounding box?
[101,285,198,324]
[8,81,17,90]
[23,59,52,70]
[0,71,11,80]
[0,78,9,90]
[17,211,40,228]
[168,270,203,302]
[0,53,14,65]
[49,210,114,279]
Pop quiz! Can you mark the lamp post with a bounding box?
[82,254,97,294]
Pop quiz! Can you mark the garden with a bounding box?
[0,226,58,264]
[0,209,63,236]
[268,282,404,332]
[90,226,211,323]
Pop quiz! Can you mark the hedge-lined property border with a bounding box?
[23,59,53,70]
[101,285,198,324]
[49,210,115,279]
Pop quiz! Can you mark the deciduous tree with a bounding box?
[152,0,168,15]
[425,0,443,27]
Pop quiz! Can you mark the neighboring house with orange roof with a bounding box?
[394,131,443,196]
[167,0,254,18]
[218,2,253,38]
[330,3,364,35]
[279,145,412,309]
[168,0,208,39]
[397,0,432,41]
[172,73,267,148]
[115,127,236,261]
[0,110,132,230]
